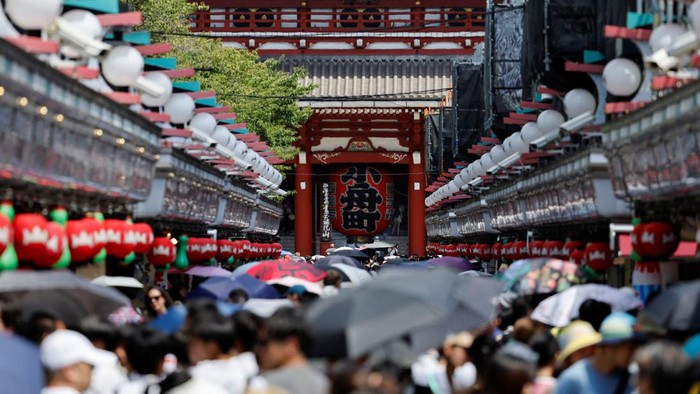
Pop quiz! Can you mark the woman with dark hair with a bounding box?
[143,285,173,320]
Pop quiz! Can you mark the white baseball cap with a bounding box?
[40,330,114,371]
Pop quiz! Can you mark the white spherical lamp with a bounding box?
[490,144,507,164]
[101,46,144,87]
[649,23,686,53]
[536,110,565,133]
[520,122,543,144]
[140,72,173,107]
[480,153,495,171]
[507,132,530,154]
[226,135,238,151]
[188,112,217,135]
[232,141,248,158]
[163,94,195,125]
[447,182,459,194]
[5,0,62,30]
[472,161,485,177]
[212,126,231,146]
[603,58,642,96]
[563,89,596,119]
[454,172,466,188]
[56,10,103,58]
[244,149,259,166]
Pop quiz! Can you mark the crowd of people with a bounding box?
[1,253,700,394]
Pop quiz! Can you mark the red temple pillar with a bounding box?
[408,152,426,256]
[294,153,313,256]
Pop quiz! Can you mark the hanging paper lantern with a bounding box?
[569,250,585,265]
[634,222,679,260]
[147,237,176,267]
[632,261,662,302]
[66,220,96,263]
[529,240,544,257]
[562,241,583,257]
[103,219,135,259]
[480,244,493,260]
[82,217,106,260]
[132,223,154,254]
[329,165,394,236]
[583,242,612,271]
[491,243,502,261]
[443,244,457,257]
[513,241,528,260]
[217,240,234,262]
[241,240,252,259]
[186,238,205,263]
[201,238,217,261]
[231,240,245,260]
[0,213,12,257]
[547,241,565,258]
[14,214,49,263]
[273,243,282,258]
[501,242,513,262]
[34,222,66,268]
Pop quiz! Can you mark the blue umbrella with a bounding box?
[0,334,42,394]
[149,305,188,334]
[188,274,280,301]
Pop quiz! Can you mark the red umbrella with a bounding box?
[246,260,327,282]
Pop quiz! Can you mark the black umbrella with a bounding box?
[330,249,371,261]
[0,271,130,327]
[315,255,364,268]
[306,269,503,359]
[642,280,700,331]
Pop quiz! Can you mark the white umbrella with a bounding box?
[331,263,372,285]
[531,284,643,327]
[91,275,143,289]
[266,276,324,295]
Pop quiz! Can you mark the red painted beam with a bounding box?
[6,36,59,54]
[161,128,192,137]
[226,123,248,131]
[97,12,143,27]
[58,66,99,79]
[480,137,500,144]
[105,92,141,104]
[195,106,231,114]
[603,25,652,41]
[537,86,566,96]
[651,76,693,90]
[510,112,538,121]
[521,101,553,110]
[236,134,259,142]
[565,61,605,74]
[136,43,172,56]
[605,101,649,114]
[146,68,196,79]
[212,112,237,120]
[185,90,216,99]
[504,117,529,125]
[138,110,170,122]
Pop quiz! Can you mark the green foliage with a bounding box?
[125,0,313,160]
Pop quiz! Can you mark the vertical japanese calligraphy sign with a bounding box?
[330,165,393,236]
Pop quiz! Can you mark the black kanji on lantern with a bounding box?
[339,166,383,232]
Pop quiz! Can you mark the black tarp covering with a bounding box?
[425,113,443,178]
[452,64,484,161]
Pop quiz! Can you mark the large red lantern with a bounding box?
[562,241,583,257]
[443,244,457,257]
[241,240,252,259]
[147,237,175,267]
[104,219,135,259]
[569,250,585,265]
[0,214,11,257]
[66,220,95,263]
[34,222,66,268]
[186,238,204,263]
[14,214,48,262]
[82,218,105,257]
[513,241,528,260]
[547,241,565,258]
[491,243,502,260]
[529,241,544,257]
[217,240,234,261]
[329,165,393,236]
[479,244,493,260]
[200,238,217,261]
[131,223,154,254]
[231,240,245,260]
[501,242,513,262]
[584,242,612,271]
[633,222,679,260]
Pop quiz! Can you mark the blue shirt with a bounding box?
[554,359,632,394]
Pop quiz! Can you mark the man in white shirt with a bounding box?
[40,330,113,394]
